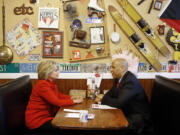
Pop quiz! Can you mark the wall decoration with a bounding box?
[63,0,110,62]
[7,19,41,57]
[157,24,165,35]
[72,50,81,60]
[87,0,105,18]
[80,63,107,73]
[166,28,180,64]
[60,63,81,73]
[0,63,19,73]
[19,63,39,73]
[138,63,153,72]
[38,7,59,29]
[29,54,41,61]
[154,0,162,10]
[85,50,94,58]
[90,26,105,44]
[29,0,36,4]
[42,31,63,58]
[14,4,34,15]
[159,0,180,33]
[168,62,180,73]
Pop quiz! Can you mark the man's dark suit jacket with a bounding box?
[101,71,153,134]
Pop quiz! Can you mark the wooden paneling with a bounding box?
[1,79,179,102]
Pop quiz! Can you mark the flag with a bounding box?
[159,0,180,33]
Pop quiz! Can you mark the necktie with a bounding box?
[117,81,120,88]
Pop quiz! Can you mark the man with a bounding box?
[101,58,154,135]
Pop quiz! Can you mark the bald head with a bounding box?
[113,58,128,71]
[111,58,128,79]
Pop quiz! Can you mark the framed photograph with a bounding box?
[42,31,63,58]
[154,0,162,10]
[38,7,59,29]
[90,26,105,44]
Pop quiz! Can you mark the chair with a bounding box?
[0,75,33,135]
[151,75,180,135]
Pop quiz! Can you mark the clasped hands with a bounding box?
[72,96,84,104]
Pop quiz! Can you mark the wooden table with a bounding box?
[52,99,128,130]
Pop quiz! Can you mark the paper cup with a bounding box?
[79,110,88,122]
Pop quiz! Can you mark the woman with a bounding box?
[25,60,83,134]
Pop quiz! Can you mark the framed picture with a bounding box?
[154,0,162,10]
[42,31,63,58]
[38,7,59,29]
[90,26,105,44]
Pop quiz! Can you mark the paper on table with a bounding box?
[64,113,95,119]
[63,109,87,113]
[92,104,117,109]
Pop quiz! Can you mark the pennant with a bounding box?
[159,0,180,32]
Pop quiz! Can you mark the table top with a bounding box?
[52,98,129,130]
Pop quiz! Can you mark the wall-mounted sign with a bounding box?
[19,63,39,73]
[80,63,107,73]
[0,63,19,73]
[60,63,80,73]
[29,54,41,61]
[14,4,34,15]
[38,7,59,29]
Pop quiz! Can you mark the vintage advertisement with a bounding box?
[38,7,59,29]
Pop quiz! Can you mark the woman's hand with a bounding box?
[72,96,83,104]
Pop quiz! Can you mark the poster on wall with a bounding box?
[38,7,59,29]
[7,19,41,57]
[42,31,63,58]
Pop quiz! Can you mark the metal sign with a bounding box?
[60,63,80,73]
[0,63,19,73]
[19,63,39,73]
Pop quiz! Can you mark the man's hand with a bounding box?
[95,94,104,103]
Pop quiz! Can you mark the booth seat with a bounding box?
[151,75,180,135]
[0,75,34,135]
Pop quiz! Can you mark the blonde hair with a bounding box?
[37,60,57,80]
